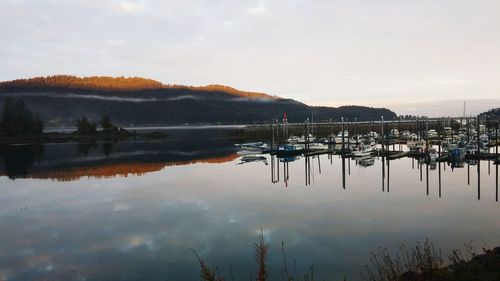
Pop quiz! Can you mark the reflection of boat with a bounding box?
[240,155,268,165]
[427,148,437,161]
[466,159,477,165]
[276,144,303,157]
[235,142,268,150]
[451,160,465,169]
[279,156,299,163]
[448,147,465,161]
[237,150,263,156]
[430,162,437,170]
[464,144,477,155]
[358,157,375,167]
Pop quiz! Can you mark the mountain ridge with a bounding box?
[0,75,397,126]
[0,75,278,100]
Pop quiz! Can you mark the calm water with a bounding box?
[0,129,499,281]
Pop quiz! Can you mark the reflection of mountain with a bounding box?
[0,128,240,181]
[21,153,239,181]
[0,75,397,125]
[0,144,44,178]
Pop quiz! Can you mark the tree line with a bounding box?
[0,75,274,99]
[0,97,123,136]
[0,97,43,136]
[75,115,120,134]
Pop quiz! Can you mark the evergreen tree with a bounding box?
[75,116,96,134]
[101,115,115,132]
[0,97,44,136]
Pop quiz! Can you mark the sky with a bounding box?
[0,0,499,116]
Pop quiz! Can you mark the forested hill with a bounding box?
[479,108,500,121]
[0,75,276,99]
[0,75,397,126]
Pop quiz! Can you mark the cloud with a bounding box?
[248,0,269,14]
[117,0,146,14]
[1,0,499,110]
[107,39,125,46]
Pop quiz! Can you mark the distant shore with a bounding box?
[0,130,171,145]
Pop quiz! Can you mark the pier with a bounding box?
[240,114,500,164]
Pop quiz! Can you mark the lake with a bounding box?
[0,127,499,281]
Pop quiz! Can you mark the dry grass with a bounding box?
[255,231,269,281]
[192,237,498,281]
[190,249,225,281]
[363,238,445,281]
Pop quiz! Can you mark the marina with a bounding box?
[237,115,500,167]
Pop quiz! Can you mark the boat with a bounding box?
[307,142,329,151]
[448,147,465,161]
[389,129,399,139]
[464,143,477,155]
[407,140,426,151]
[352,144,375,157]
[287,134,315,144]
[427,129,438,138]
[276,144,304,157]
[334,131,349,144]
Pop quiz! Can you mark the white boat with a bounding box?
[444,127,452,135]
[427,129,438,138]
[334,131,349,144]
[407,140,426,151]
[307,142,329,151]
[389,129,400,138]
[367,131,379,139]
[287,134,315,144]
[352,144,375,157]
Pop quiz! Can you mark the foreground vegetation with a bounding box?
[193,237,500,281]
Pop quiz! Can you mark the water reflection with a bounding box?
[0,144,44,179]
[0,140,499,281]
[0,128,240,181]
[269,151,500,201]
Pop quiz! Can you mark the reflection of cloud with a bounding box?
[1,156,500,280]
[0,270,9,281]
[113,203,130,211]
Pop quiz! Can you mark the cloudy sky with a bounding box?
[1,0,499,115]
